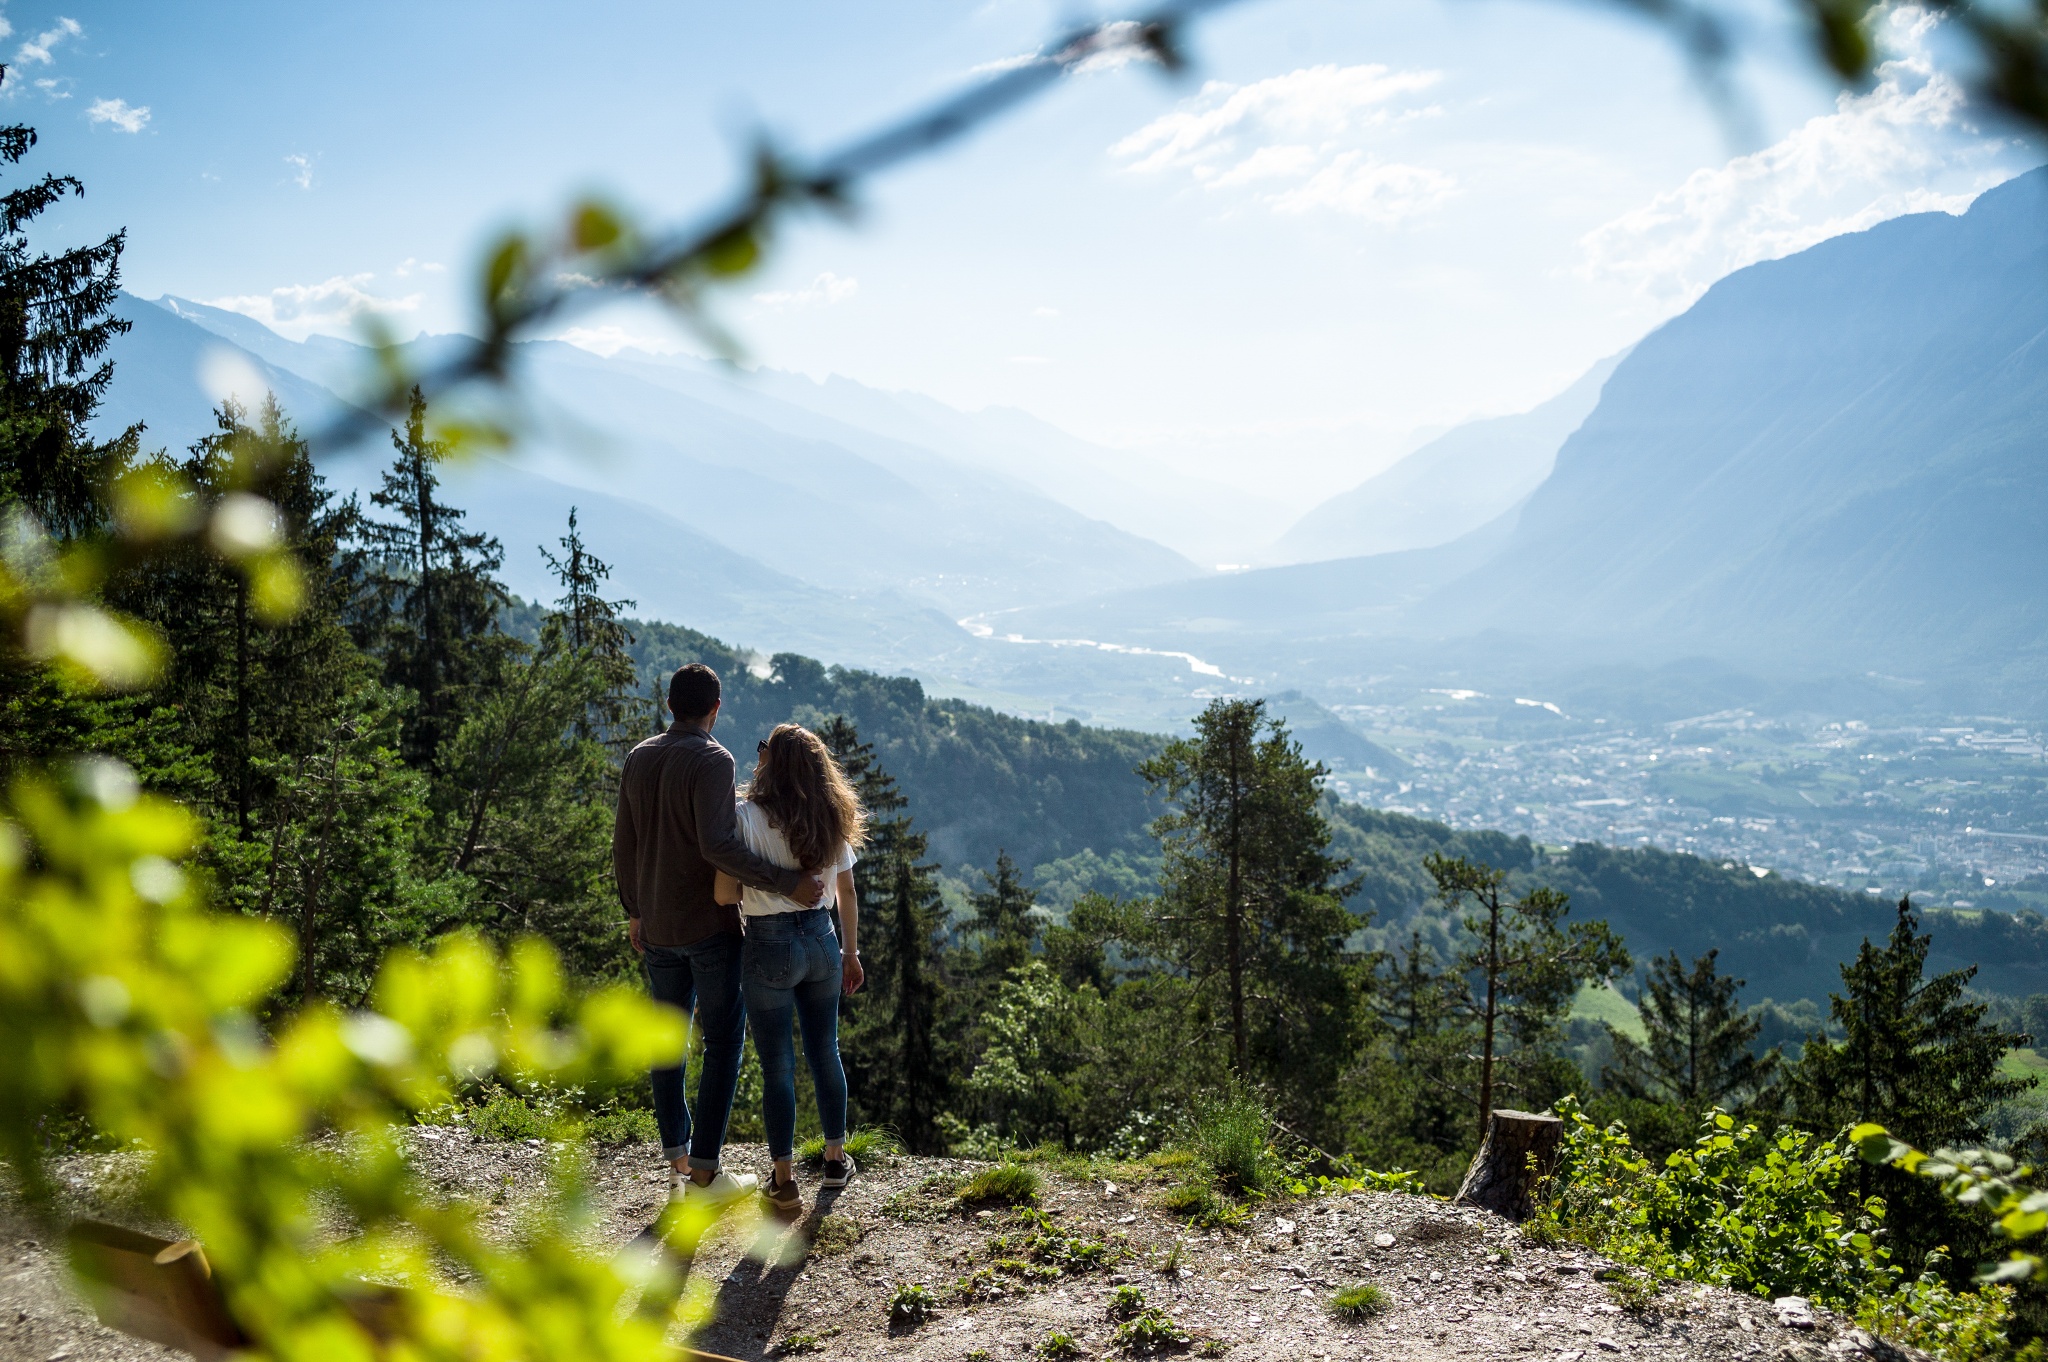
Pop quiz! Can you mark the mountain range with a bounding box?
[994,168,2048,704]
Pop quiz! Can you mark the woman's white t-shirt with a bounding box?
[734,799,857,917]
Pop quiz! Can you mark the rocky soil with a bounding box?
[1,1133,1932,1362]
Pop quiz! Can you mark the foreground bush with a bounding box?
[1532,1097,2018,1361]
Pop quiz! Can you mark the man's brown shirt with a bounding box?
[614,724,804,947]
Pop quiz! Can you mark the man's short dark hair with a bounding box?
[668,663,721,721]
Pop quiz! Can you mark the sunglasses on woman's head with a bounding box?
[757,739,768,754]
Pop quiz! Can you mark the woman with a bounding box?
[714,722,866,1215]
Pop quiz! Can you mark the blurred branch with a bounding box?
[314,0,1244,456]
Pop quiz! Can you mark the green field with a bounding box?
[1570,981,1647,1042]
[2000,1047,2048,1083]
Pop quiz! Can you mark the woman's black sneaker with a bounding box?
[765,1172,803,1216]
[822,1153,856,1189]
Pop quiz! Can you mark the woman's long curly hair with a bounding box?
[744,723,868,872]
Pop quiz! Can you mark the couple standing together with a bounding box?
[613,663,867,1217]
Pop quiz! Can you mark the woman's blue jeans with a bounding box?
[741,908,848,1161]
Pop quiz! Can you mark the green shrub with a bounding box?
[467,1088,555,1142]
[1328,1282,1387,1320]
[889,1282,937,1328]
[1536,1096,2016,1361]
[959,1162,1041,1206]
[583,1105,659,1144]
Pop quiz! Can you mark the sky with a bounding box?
[10,0,2041,506]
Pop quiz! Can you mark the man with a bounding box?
[615,662,825,1202]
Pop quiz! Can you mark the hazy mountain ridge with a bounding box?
[1270,348,1626,564]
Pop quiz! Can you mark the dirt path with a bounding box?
[1,1132,1927,1362]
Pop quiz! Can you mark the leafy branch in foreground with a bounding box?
[1855,1124,2048,1283]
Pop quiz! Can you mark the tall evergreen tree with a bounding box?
[538,506,637,747]
[0,101,137,539]
[1427,853,1630,1144]
[1138,697,1363,1139]
[968,850,1039,982]
[1785,897,2028,1148]
[350,388,507,772]
[1604,949,1776,1112]
[821,715,952,1152]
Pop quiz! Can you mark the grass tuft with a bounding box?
[810,1213,862,1256]
[1329,1282,1389,1321]
[798,1128,904,1167]
[1112,1306,1191,1354]
[959,1162,1042,1206]
[1038,1331,1083,1359]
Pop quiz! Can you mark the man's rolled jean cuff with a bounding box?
[663,1144,689,1163]
[687,1154,723,1173]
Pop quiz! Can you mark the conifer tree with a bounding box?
[1786,897,2028,1148]
[350,388,507,772]
[821,715,952,1151]
[538,506,637,747]
[1603,949,1776,1112]
[1138,697,1362,1139]
[968,849,1039,981]
[0,102,137,539]
[1427,853,1630,1144]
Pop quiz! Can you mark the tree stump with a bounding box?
[1455,1108,1564,1220]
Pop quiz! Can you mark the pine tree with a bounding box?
[968,849,1039,981]
[349,388,507,772]
[0,106,137,539]
[1138,697,1363,1140]
[820,715,952,1151]
[1427,853,1630,1145]
[1786,897,2028,1148]
[538,506,637,748]
[1604,949,1776,1112]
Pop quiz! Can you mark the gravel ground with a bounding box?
[0,1132,1934,1362]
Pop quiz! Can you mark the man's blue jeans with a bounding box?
[643,932,747,1170]
[740,908,849,1161]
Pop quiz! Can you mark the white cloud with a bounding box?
[1032,306,1060,318]
[555,324,690,358]
[750,271,859,310]
[1111,63,1451,223]
[16,18,80,67]
[1581,8,2026,303]
[85,97,148,133]
[284,152,314,190]
[393,257,444,278]
[202,275,420,342]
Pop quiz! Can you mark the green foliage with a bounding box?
[797,1127,903,1166]
[1538,1099,2018,1361]
[1111,1304,1190,1354]
[1155,1180,1249,1228]
[1137,698,1364,1143]
[1605,949,1777,1111]
[990,1208,1125,1274]
[959,1162,1042,1206]
[811,1214,862,1256]
[1328,1282,1388,1320]
[1183,1084,1286,1193]
[1109,1284,1147,1318]
[889,1281,938,1327]
[1038,1331,1083,1359]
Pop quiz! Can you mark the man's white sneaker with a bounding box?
[673,1168,760,1205]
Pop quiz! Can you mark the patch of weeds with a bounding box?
[1183,1085,1283,1192]
[1329,1282,1389,1321]
[991,1256,1061,1283]
[954,1266,1016,1302]
[582,1104,658,1144]
[1601,1267,1661,1314]
[467,1089,555,1142]
[770,1327,840,1355]
[811,1213,862,1256]
[1038,1331,1083,1359]
[1112,1307,1190,1355]
[1156,1181,1248,1229]
[889,1282,938,1328]
[966,1351,992,1362]
[1159,1239,1186,1277]
[958,1162,1041,1206]
[1518,1213,1565,1250]
[1145,1149,1206,1174]
[885,1172,962,1223]
[1109,1284,1148,1319]
[798,1128,904,1167]
[1196,1342,1229,1358]
[1005,1207,1125,1273]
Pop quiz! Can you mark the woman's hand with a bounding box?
[842,951,865,996]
